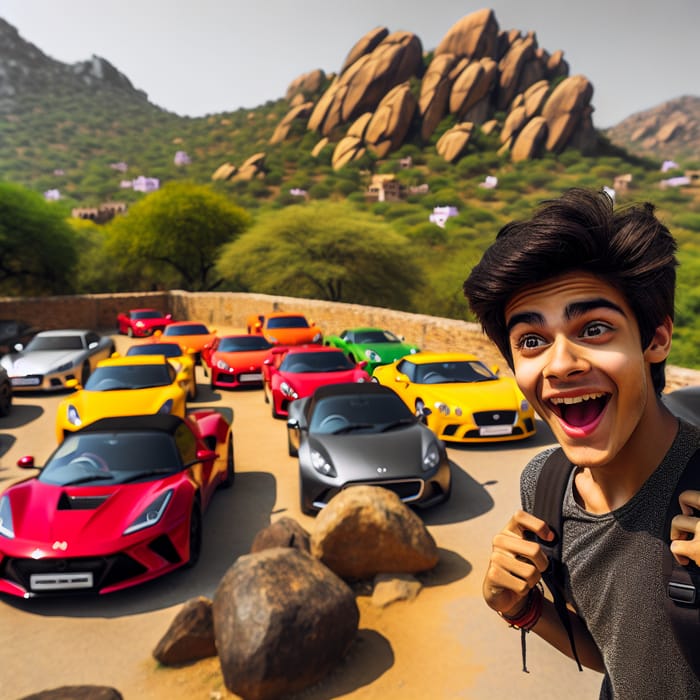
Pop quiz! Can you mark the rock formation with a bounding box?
[273,8,599,166]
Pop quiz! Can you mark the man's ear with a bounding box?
[644,316,673,363]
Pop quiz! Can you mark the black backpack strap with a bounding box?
[532,448,583,671]
[662,448,700,678]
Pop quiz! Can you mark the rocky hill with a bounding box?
[603,95,700,162]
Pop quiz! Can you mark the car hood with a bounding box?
[216,349,269,368]
[284,370,368,396]
[417,378,523,408]
[64,387,183,422]
[310,424,430,476]
[2,479,176,556]
[356,343,416,362]
[1,350,81,374]
[264,328,319,345]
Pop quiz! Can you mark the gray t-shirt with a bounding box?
[521,420,700,699]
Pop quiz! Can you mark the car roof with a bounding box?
[312,382,396,401]
[167,321,207,327]
[75,413,187,435]
[128,307,161,313]
[399,351,481,364]
[98,355,168,367]
[265,312,307,319]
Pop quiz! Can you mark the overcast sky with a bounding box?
[2,0,698,128]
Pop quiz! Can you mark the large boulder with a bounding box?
[152,596,217,666]
[419,53,459,140]
[212,547,358,700]
[339,26,389,75]
[511,116,549,162]
[269,102,314,144]
[285,69,326,101]
[436,122,474,162]
[449,57,498,121]
[497,35,537,110]
[541,74,594,152]
[365,83,417,158]
[250,516,311,554]
[19,689,122,700]
[434,8,500,60]
[311,486,439,579]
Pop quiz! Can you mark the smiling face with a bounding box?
[505,271,673,470]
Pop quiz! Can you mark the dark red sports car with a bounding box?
[117,308,174,337]
[0,410,234,598]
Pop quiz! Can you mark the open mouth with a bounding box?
[548,392,610,428]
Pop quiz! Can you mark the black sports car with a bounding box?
[287,382,451,514]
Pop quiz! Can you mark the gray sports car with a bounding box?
[0,329,116,391]
[287,382,451,514]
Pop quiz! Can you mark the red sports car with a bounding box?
[263,346,371,418]
[117,308,174,337]
[0,410,234,598]
[202,334,273,389]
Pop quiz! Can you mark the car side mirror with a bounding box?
[196,449,217,462]
[166,314,172,320]
[65,378,81,390]
[491,365,500,376]
[358,360,368,368]
[17,456,38,469]
[287,418,300,430]
[395,372,410,384]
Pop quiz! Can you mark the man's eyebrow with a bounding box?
[565,298,627,320]
[506,298,626,334]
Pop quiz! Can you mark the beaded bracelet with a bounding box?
[499,584,543,631]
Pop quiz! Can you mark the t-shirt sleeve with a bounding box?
[520,446,558,513]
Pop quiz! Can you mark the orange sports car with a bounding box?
[153,321,217,364]
[256,312,322,346]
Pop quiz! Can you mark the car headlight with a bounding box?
[280,381,298,399]
[0,495,14,539]
[520,399,530,412]
[55,361,75,373]
[365,349,381,362]
[422,443,441,471]
[312,332,322,343]
[355,376,367,383]
[216,359,232,371]
[310,449,336,477]
[158,399,174,414]
[135,321,145,328]
[410,348,418,354]
[67,405,82,427]
[435,402,450,416]
[123,490,173,535]
[267,334,278,344]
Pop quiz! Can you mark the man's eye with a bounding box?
[517,335,545,349]
[582,322,611,338]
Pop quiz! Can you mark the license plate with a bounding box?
[11,376,40,386]
[239,372,263,382]
[30,572,94,591]
[479,425,513,436]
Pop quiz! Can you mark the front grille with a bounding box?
[217,374,235,384]
[57,492,110,510]
[473,410,516,426]
[464,426,524,439]
[149,535,181,564]
[1,553,148,595]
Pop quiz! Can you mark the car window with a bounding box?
[39,431,182,485]
[219,336,272,352]
[165,324,208,336]
[128,344,182,358]
[396,359,416,381]
[132,310,163,319]
[267,316,309,329]
[173,423,197,463]
[85,364,173,390]
[281,352,352,373]
[414,361,496,384]
[26,335,84,351]
[311,394,412,432]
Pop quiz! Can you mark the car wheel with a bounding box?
[300,481,315,516]
[0,380,11,417]
[415,399,428,425]
[220,435,235,488]
[272,399,282,419]
[186,504,203,568]
[127,327,134,338]
[287,431,298,457]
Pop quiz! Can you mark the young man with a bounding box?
[463,188,700,697]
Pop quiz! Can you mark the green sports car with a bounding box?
[324,327,419,374]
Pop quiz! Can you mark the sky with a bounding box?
[1,0,698,129]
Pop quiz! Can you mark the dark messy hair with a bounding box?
[463,188,678,393]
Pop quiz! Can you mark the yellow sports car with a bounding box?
[55,355,190,442]
[126,341,198,400]
[372,351,536,443]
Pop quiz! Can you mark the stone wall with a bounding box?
[1,290,698,388]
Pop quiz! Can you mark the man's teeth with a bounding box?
[551,392,606,405]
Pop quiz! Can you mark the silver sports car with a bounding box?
[0,329,115,391]
[287,382,451,514]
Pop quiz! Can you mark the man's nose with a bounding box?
[544,335,589,379]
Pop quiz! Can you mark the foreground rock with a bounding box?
[20,688,122,700]
[152,596,217,666]
[311,485,439,579]
[212,547,359,700]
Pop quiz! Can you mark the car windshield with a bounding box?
[127,344,182,358]
[353,330,401,344]
[84,364,172,390]
[165,324,208,336]
[266,316,309,329]
[310,393,414,434]
[280,352,353,373]
[131,310,163,320]
[218,336,272,352]
[25,335,85,351]
[39,431,182,485]
[414,361,496,384]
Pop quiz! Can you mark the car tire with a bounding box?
[263,382,270,404]
[300,481,315,516]
[220,435,235,488]
[272,399,282,419]
[127,327,134,338]
[0,380,11,417]
[186,503,203,568]
[415,399,428,425]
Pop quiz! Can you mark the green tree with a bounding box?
[216,201,424,309]
[106,181,250,291]
[0,182,78,295]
